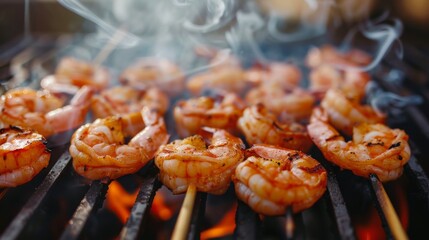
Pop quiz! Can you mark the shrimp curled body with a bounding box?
[0,127,50,187]
[232,144,327,215]
[155,128,245,195]
[307,108,410,182]
[321,89,385,136]
[238,104,313,152]
[91,86,169,118]
[174,93,245,137]
[41,57,109,94]
[70,108,169,180]
[0,87,92,137]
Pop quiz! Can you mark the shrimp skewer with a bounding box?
[70,107,169,180]
[40,57,109,94]
[0,126,51,187]
[238,104,313,152]
[119,58,185,96]
[320,89,385,136]
[91,86,169,118]
[232,144,327,215]
[155,128,245,195]
[174,92,245,137]
[0,86,93,138]
[246,86,315,122]
[245,62,301,89]
[306,45,372,102]
[307,108,410,182]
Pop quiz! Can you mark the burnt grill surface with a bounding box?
[0,34,429,240]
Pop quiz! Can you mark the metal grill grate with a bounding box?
[0,35,429,240]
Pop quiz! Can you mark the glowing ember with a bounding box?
[201,203,237,240]
[106,181,138,224]
[355,185,409,240]
[106,181,173,224]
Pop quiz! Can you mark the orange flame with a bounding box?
[106,181,173,224]
[355,186,409,240]
[201,203,237,240]
[106,181,138,224]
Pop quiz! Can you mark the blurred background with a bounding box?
[1,0,428,47]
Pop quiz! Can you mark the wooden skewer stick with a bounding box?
[171,184,197,240]
[92,27,127,66]
[369,174,408,240]
[285,206,295,240]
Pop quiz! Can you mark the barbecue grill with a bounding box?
[1,1,429,240]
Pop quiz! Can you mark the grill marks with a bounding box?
[299,164,324,174]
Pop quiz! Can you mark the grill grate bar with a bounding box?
[326,170,356,240]
[119,167,160,240]
[369,174,408,240]
[0,151,71,240]
[234,200,261,240]
[60,180,109,240]
[404,156,429,210]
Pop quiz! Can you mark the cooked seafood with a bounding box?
[40,57,109,94]
[307,108,410,182]
[245,62,301,89]
[232,144,327,215]
[0,86,92,137]
[309,64,370,101]
[306,45,372,68]
[320,89,385,136]
[194,46,242,72]
[70,107,169,180]
[155,128,245,195]
[238,104,313,152]
[0,126,50,187]
[119,58,185,96]
[246,84,315,122]
[91,86,169,119]
[174,92,245,137]
[187,68,248,96]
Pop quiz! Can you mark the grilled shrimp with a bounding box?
[238,104,313,152]
[70,107,169,180]
[0,126,50,187]
[309,64,370,102]
[174,92,246,137]
[155,128,245,195]
[306,45,372,68]
[119,58,185,96]
[320,89,385,136]
[246,84,315,122]
[41,57,109,94]
[187,68,248,96]
[91,86,169,119]
[307,108,410,182]
[232,144,327,215]
[245,62,301,89]
[0,86,92,137]
[194,46,242,72]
